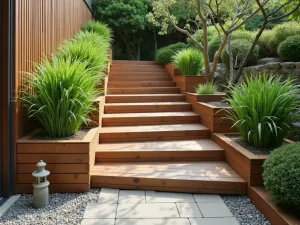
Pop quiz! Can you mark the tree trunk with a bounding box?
[136,40,141,61]
[227,33,234,83]
[153,31,157,53]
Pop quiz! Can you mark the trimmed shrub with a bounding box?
[221,39,260,69]
[195,82,217,94]
[81,20,112,41]
[225,75,300,148]
[173,48,204,75]
[263,142,300,213]
[265,22,300,55]
[155,42,187,65]
[257,29,277,57]
[20,57,98,137]
[155,48,175,65]
[187,26,219,47]
[277,35,300,62]
[231,30,255,42]
[208,38,221,62]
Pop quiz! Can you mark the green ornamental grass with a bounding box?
[173,48,204,75]
[225,74,300,148]
[20,57,99,138]
[81,20,112,41]
[195,82,217,94]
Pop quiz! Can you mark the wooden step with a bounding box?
[110,71,169,76]
[111,67,166,72]
[105,94,186,103]
[99,124,210,143]
[107,81,176,88]
[109,76,172,81]
[113,60,158,65]
[104,102,192,113]
[91,161,247,195]
[95,139,224,162]
[103,112,200,126]
[107,87,180,95]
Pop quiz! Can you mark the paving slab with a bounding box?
[116,203,179,219]
[83,203,117,219]
[118,190,146,204]
[197,202,233,218]
[189,217,239,225]
[146,191,194,203]
[176,203,202,218]
[81,219,115,225]
[98,188,119,204]
[193,194,223,203]
[116,218,190,225]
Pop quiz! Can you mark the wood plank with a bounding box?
[18,174,89,184]
[105,94,186,103]
[107,87,180,94]
[18,183,90,193]
[17,143,89,153]
[17,154,89,163]
[107,81,176,88]
[109,76,172,81]
[18,164,89,174]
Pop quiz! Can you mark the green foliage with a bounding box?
[195,82,217,94]
[263,142,300,213]
[155,42,187,65]
[20,57,98,138]
[188,27,219,47]
[245,9,289,31]
[155,48,175,65]
[226,75,300,148]
[208,38,221,62]
[81,20,112,41]
[277,35,300,62]
[231,30,255,42]
[173,48,204,75]
[56,31,110,79]
[221,39,259,69]
[266,21,300,54]
[257,29,277,57]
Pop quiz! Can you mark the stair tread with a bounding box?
[91,161,245,182]
[105,102,190,106]
[99,124,208,133]
[106,94,185,97]
[103,112,198,118]
[95,139,222,152]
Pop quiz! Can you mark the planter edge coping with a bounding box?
[185,92,226,97]
[17,127,99,144]
[197,102,232,109]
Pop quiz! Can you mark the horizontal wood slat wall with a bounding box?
[13,0,92,193]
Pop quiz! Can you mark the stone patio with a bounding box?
[81,189,239,225]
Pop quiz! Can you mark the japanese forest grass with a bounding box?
[20,57,99,138]
[225,75,300,149]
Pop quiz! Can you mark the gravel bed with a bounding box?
[208,101,231,107]
[222,195,270,225]
[0,189,100,225]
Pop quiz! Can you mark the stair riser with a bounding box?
[104,105,192,113]
[110,72,169,76]
[113,60,158,65]
[107,88,180,94]
[102,116,200,126]
[99,130,210,143]
[91,177,246,195]
[95,151,224,162]
[111,68,166,72]
[109,76,172,81]
[107,82,176,88]
[105,96,186,103]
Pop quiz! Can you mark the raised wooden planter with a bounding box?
[212,133,268,186]
[248,186,300,225]
[174,76,206,94]
[195,102,235,133]
[16,127,99,193]
[165,62,180,79]
[186,92,226,104]
[86,96,106,128]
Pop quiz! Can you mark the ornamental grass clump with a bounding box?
[20,57,99,138]
[81,20,112,41]
[195,83,217,94]
[173,48,204,75]
[225,75,300,148]
[263,143,300,213]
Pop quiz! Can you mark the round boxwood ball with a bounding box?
[155,48,174,65]
[263,142,300,213]
[277,35,300,62]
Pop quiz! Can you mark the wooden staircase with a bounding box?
[91,60,247,195]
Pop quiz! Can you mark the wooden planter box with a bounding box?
[186,92,226,104]
[195,102,235,133]
[174,76,206,94]
[165,62,180,79]
[212,133,268,186]
[86,96,105,128]
[16,127,99,193]
[248,186,300,225]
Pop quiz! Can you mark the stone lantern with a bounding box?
[32,160,50,208]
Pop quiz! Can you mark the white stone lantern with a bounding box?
[32,160,50,208]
